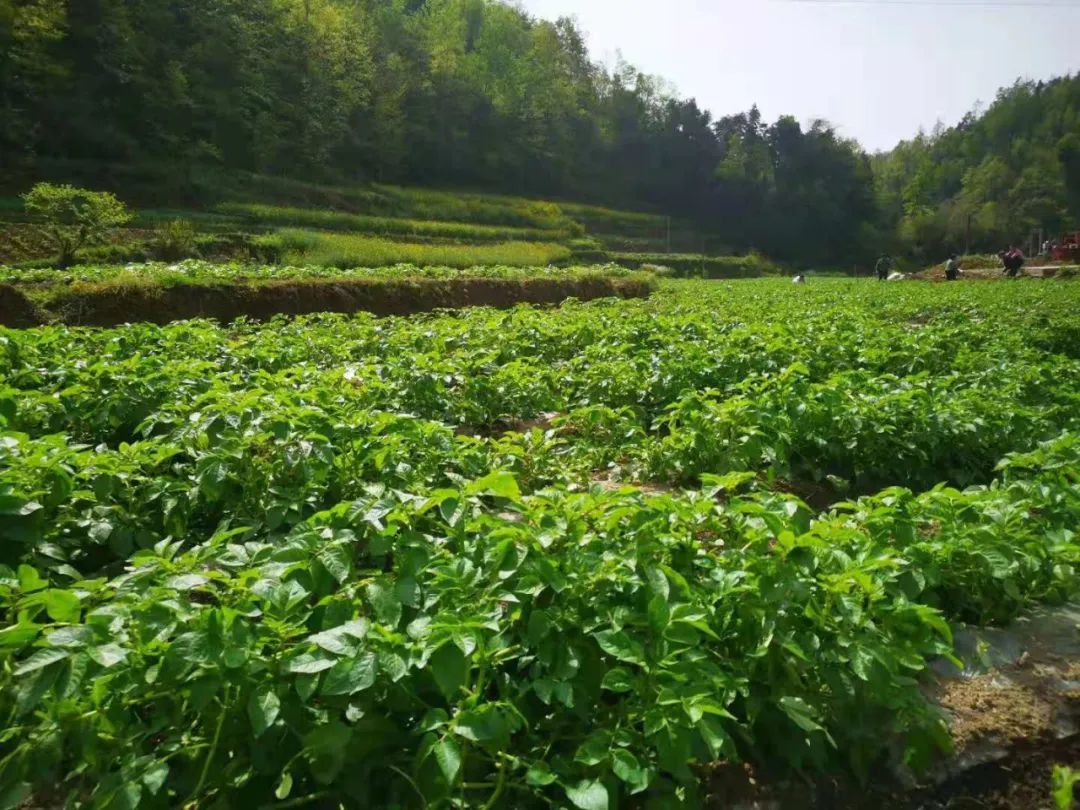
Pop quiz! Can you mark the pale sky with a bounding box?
[515,0,1080,152]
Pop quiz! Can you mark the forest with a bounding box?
[2,0,1079,264]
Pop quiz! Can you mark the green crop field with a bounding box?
[262,230,573,269]
[2,278,1080,808]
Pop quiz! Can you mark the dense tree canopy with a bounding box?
[1,0,1077,264]
[874,76,1080,259]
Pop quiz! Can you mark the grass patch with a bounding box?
[134,209,245,231]
[220,203,575,242]
[557,201,667,234]
[218,174,582,231]
[263,229,572,268]
[368,184,580,232]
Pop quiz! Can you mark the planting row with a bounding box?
[0,261,639,288]
[1,434,1078,808]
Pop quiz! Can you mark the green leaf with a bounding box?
[644,565,669,600]
[308,627,359,656]
[317,545,352,584]
[565,779,609,810]
[466,471,521,501]
[143,761,169,795]
[430,643,467,700]
[303,722,352,784]
[166,574,207,590]
[420,709,450,732]
[526,763,557,786]
[284,653,335,674]
[612,749,647,788]
[248,687,281,738]
[600,667,633,693]
[593,629,645,665]
[89,644,127,668]
[379,650,407,682]
[16,565,46,594]
[47,625,93,649]
[697,716,730,758]
[851,646,874,681]
[454,705,510,747]
[275,772,293,801]
[365,580,402,627]
[0,623,41,650]
[14,647,69,676]
[575,732,610,766]
[321,651,377,696]
[779,696,825,733]
[42,589,81,623]
[647,594,670,634]
[432,737,461,783]
[295,673,319,701]
[527,609,551,643]
[107,782,141,810]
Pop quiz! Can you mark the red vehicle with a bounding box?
[1051,232,1080,263]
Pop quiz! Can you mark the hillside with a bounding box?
[874,74,1080,260]
[0,168,783,281]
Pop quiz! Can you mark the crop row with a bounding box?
[1,434,1079,808]
[217,203,582,243]
[0,261,639,288]
[4,351,1078,577]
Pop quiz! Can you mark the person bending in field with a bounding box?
[875,254,893,281]
[945,254,961,281]
[1000,247,1024,278]
[792,272,806,284]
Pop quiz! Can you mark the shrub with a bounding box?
[152,219,198,261]
[22,183,133,266]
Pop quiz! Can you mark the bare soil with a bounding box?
[698,626,1080,809]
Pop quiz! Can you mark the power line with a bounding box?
[775,0,1080,6]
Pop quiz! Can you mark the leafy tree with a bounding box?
[22,183,133,265]
[876,75,1080,256]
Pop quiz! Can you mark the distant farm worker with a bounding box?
[792,272,806,284]
[1000,246,1025,278]
[875,254,893,281]
[945,254,961,281]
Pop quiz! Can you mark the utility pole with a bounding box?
[666,217,671,254]
[965,213,972,256]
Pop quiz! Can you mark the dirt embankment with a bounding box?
[0,284,40,327]
[0,275,653,328]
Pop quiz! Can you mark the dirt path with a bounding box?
[701,603,1080,810]
[918,264,1079,281]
